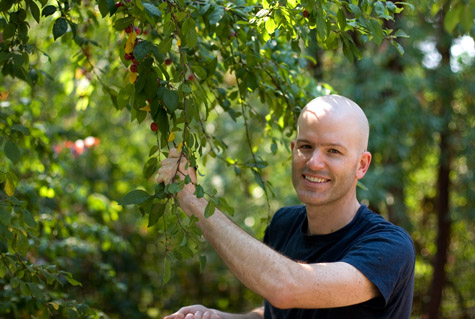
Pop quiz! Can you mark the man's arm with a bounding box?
[163,305,264,319]
[157,150,380,309]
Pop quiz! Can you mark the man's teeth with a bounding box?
[305,176,327,183]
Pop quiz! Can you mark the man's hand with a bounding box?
[163,305,223,319]
[156,148,197,186]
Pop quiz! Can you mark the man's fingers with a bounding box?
[168,148,181,158]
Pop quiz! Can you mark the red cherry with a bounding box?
[164,58,172,65]
[135,27,141,35]
[150,122,158,132]
[124,53,133,61]
[130,64,138,73]
[125,25,133,33]
[187,74,195,81]
[115,2,124,8]
[303,9,309,18]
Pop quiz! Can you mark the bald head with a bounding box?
[297,95,370,151]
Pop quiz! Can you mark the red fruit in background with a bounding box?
[115,2,124,8]
[164,58,172,65]
[303,9,309,18]
[124,53,133,60]
[150,122,158,132]
[125,25,133,33]
[135,27,141,35]
[187,74,195,81]
[130,63,138,73]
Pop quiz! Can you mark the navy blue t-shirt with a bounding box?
[263,204,415,319]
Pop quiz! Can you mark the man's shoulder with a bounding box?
[356,205,415,254]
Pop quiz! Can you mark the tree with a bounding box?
[1,0,415,317]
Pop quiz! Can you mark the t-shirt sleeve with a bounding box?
[341,226,415,305]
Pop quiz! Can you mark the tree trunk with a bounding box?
[423,6,454,319]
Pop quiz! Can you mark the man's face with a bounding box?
[291,109,366,208]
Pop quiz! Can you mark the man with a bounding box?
[158,95,415,319]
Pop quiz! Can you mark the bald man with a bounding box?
[160,95,415,319]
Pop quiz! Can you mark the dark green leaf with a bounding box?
[194,184,205,198]
[114,16,135,31]
[204,200,215,218]
[148,203,166,227]
[209,6,225,25]
[157,37,172,54]
[0,0,14,12]
[53,18,68,40]
[3,23,16,40]
[5,140,20,164]
[163,89,179,111]
[163,257,171,283]
[143,2,161,17]
[133,40,152,60]
[27,0,40,23]
[118,189,152,205]
[199,255,206,272]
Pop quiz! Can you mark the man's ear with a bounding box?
[356,151,372,180]
[291,140,296,151]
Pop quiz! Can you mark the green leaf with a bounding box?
[133,40,152,60]
[3,23,16,40]
[157,37,173,54]
[63,272,82,286]
[114,16,135,31]
[443,3,461,34]
[194,184,205,198]
[42,4,56,16]
[118,189,152,205]
[209,6,225,25]
[336,8,347,31]
[53,18,68,40]
[143,2,161,17]
[348,4,361,18]
[374,1,386,18]
[27,0,40,23]
[5,140,20,164]
[204,200,215,218]
[199,255,207,272]
[21,209,37,228]
[148,203,165,227]
[265,17,276,34]
[391,40,405,55]
[460,5,474,32]
[368,19,383,45]
[97,0,109,17]
[11,124,30,135]
[0,207,12,225]
[163,257,171,283]
[163,89,179,112]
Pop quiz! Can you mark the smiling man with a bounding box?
[159,95,415,319]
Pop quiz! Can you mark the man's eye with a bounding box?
[299,145,312,150]
[329,149,340,154]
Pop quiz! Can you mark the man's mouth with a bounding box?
[304,175,329,183]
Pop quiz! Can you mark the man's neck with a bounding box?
[305,198,361,235]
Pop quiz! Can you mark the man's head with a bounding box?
[291,95,371,208]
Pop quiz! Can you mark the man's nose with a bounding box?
[307,150,325,170]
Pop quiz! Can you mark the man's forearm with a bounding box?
[218,306,264,319]
[178,193,294,306]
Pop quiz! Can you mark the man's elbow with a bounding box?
[265,279,300,310]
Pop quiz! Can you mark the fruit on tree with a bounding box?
[150,122,158,132]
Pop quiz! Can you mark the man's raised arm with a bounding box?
[157,149,379,310]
